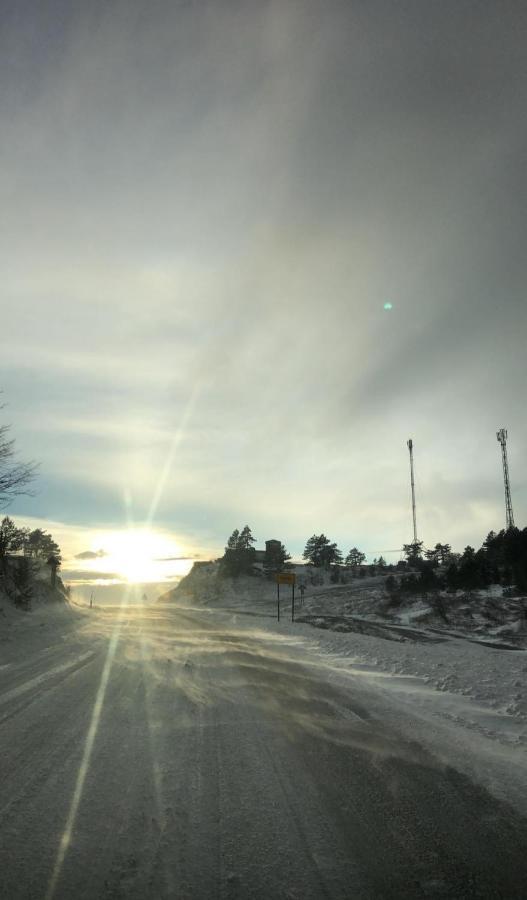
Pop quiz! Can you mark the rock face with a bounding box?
[159,561,220,606]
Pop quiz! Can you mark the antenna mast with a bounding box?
[407,438,418,543]
[496,428,515,529]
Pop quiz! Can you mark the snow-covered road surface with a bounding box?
[1,603,527,899]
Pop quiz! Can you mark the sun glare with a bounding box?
[87,529,191,583]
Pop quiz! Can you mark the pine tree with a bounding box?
[227,529,239,551]
[0,517,28,598]
[303,534,342,568]
[238,525,256,552]
[24,528,61,562]
[345,547,366,567]
[263,542,291,578]
[435,543,452,565]
[221,526,257,577]
[303,535,330,567]
[403,541,424,566]
[0,516,24,561]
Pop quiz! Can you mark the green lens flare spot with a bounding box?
[383,302,393,310]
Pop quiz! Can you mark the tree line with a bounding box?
[220,525,527,598]
[0,517,62,607]
[387,529,527,596]
[0,401,62,607]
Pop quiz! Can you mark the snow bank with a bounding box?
[166,563,527,752]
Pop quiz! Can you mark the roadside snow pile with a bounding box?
[0,587,86,661]
[364,638,527,724]
[0,562,72,653]
[300,584,527,648]
[259,614,527,747]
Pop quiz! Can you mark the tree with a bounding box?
[435,543,452,565]
[238,525,256,552]
[12,557,35,609]
[226,529,240,551]
[425,543,452,566]
[377,555,387,569]
[0,411,37,509]
[403,541,424,566]
[0,516,26,597]
[0,516,25,560]
[424,548,439,565]
[221,525,257,577]
[456,546,490,591]
[445,563,459,592]
[329,545,344,567]
[345,547,366,567]
[25,528,61,562]
[303,534,342,568]
[417,562,442,594]
[500,527,527,592]
[303,534,329,567]
[263,542,291,579]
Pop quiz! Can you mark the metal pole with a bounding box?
[497,429,515,529]
[407,438,418,543]
[277,583,280,621]
[291,584,295,622]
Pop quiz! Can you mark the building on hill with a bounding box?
[254,539,282,563]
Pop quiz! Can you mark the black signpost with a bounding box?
[276,573,296,622]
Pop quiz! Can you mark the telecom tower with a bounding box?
[407,439,418,543]
[496,428,515,529]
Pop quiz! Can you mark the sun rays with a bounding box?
[79,528,193,585]
[45,589,132,900]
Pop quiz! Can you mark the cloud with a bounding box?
[61,569,121,583]
[74,549,108,560]
[153,556,199,562]
[1,2,525,556]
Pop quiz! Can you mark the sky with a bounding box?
[1,0,526,587]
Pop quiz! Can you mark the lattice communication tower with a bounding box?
[407,438,418,543]
[496,428,514,529]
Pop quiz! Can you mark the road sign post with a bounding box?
[275,573,296,622]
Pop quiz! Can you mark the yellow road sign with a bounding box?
[276,573,296,585]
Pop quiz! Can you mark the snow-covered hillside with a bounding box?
[0,559,71,646]
[165,561,527,647]
[162,561,527,753]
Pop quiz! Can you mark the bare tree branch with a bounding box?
[0,407,38,509]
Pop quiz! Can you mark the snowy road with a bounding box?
[1,603,527,899]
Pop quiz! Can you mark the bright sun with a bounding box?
[87,529,191,583]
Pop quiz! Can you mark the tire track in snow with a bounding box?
[0,651,98,721]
